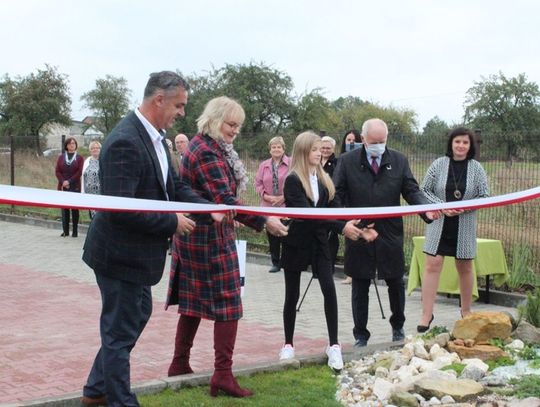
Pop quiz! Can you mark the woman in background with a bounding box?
[255,136,290,273]
[55,137,84,237]
[417,127,489,332]
[82,140,101,219]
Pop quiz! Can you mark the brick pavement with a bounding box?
[0,220,517,405]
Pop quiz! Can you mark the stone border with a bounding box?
[17,342,402,406]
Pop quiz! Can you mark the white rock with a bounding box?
[374,366,389,378]
[507,339,525,350]
[461,358,489,373]
[372,377,394,400]
[432,355,454,370]
[413,342,430,359]
[410,356,434,372]
[429,343,449,360]
[440,395,455,404]
[428,396,441,404]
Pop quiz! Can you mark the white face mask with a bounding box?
[365,143,386,158]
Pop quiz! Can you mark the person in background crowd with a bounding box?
[320,136,340,274]
[165,138,179,176]
[338,130,362,284]
[175,133,189,167]
[333,118,440,347]
[417,127,489,332]
[339,129,362,155]
[82,140,101,219]
[279,131,377,371]
[55,137,84,237]
[255,136,290,273]
[166,96,288,398]
[81,71,223,407]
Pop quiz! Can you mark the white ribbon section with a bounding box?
[0,184,539,220]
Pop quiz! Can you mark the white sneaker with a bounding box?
[326,344,343,371]
[279,344,295,360]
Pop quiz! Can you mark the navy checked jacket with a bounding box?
[82,111,208,286]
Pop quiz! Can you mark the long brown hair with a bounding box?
[289,131,335,202]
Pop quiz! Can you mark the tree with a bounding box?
[0,65,71,154]
[420,116,450,154]
[81,75,132,135]
[174,62,295,135]
[292,89,340,134]
[464,72,540,164]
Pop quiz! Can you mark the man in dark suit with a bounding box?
[81,71,221,406]
[333,118,439,348]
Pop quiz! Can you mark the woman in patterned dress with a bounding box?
[165,96,287,398]
[417,127,489,332]
[82,141,101,219]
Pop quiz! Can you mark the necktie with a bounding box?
[371,157,379,174]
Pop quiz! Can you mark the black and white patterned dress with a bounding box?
[83,157,100,217]
[421,156,489,259]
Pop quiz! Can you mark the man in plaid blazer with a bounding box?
[81,71,218,407]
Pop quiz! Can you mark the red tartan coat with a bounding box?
[166,133,266,321]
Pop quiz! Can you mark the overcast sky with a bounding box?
[2,0,539,130]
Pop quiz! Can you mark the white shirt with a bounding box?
[134,108,169,190]
[309,172,319,206]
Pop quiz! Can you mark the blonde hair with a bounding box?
[268,136,285,149]
[289,131,335,201]
[88,141,102,149]
[196,96,245,141]
[321,136,336,147]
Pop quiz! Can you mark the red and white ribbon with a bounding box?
[0,184,539,220]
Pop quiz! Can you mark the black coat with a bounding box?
[333,146,429,280]
[281,173,344,274]
[82,111,208,286]
[322,154,337,177]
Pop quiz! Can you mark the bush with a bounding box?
[518,287,540,328]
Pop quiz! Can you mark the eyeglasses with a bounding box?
[225,121,242,130]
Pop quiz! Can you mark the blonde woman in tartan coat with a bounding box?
[166,96,287,398]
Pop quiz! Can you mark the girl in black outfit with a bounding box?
[279,131,377,370]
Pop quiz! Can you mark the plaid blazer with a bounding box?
[166,133,265,321]
[82,111,208,286]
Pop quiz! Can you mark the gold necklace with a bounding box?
[450,160,466,199]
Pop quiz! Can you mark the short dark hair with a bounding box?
[63,137,78,151]
[445,127,476,159]
[143,71,190,99]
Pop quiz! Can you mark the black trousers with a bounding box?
[328,231,339,273]
[61,208,79,235]
[351,277,405,341]
[283,254,338,346]
[266,231,282,267]
[83,273,152,407]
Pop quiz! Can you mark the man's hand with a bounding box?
[425,210,442,220]
[176,214,196,235]
[265,216,288,237]
[359,225,378,242]
[343,220,378,242]
[62,180,70,189]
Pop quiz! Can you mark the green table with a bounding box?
[407,236,509,303]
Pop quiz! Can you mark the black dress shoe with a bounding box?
[268,265,280,273]
[72,232,78,238]
[354,338,368,348]
[392,328,405,342]
[416,314,434,333]
[60,232,69,237]
[81,395,107,406]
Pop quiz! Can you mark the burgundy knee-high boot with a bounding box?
[167,315,201,377]
[209,320,253,398]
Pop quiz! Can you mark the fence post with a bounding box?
[10,135,15,212]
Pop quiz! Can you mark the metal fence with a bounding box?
[1,132,539,276]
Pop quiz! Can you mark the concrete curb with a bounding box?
[17,341,402,406]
